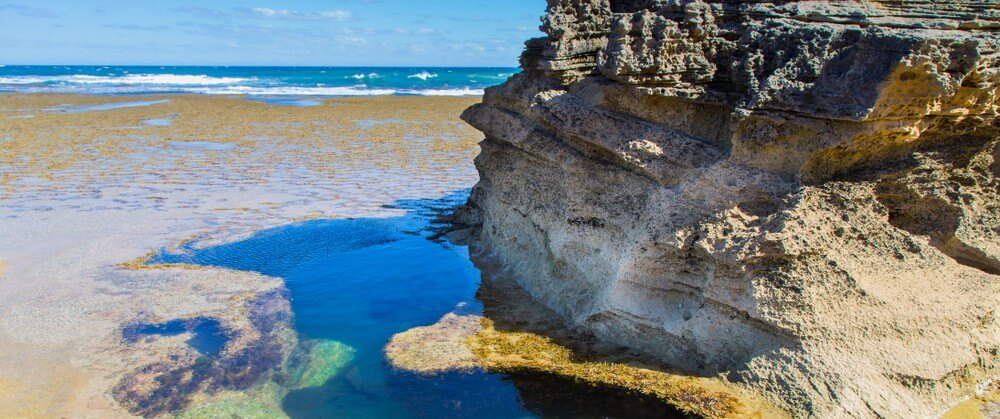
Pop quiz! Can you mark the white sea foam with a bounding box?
[407,71,438,81]
[0,74,251,86]
[0,76,54,84]
[196,86,399,96]
[0,69,490,96]
[205,86,481,96]
[400,88,484,96]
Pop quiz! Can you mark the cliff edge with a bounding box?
[460,1,1000,416]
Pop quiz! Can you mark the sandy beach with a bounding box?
[0,93,482,416]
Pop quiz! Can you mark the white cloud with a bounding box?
[393,27,436,36]
[0,4,57,18]
[335,37,367,46]
[251,8,352,21]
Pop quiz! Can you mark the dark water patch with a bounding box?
[380,369,531,419]
[507,372,696,419]
[123,317,228,357]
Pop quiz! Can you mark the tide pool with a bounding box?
[148,193,536,418]
[147,192,688,418]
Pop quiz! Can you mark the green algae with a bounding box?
[177,385,287,419]
[176,340,356,418]
[467,318,786,419]
[289,340,356,389]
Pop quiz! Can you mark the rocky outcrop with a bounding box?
[461,1,1000,417]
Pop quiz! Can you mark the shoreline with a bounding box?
[0,66,514,97]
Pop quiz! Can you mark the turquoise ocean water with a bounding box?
[0,65,516,96]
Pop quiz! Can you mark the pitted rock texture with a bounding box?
[462,1,1000,417]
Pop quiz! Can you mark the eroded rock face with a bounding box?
[461,1,1000,416]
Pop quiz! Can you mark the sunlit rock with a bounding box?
[460,0,1000,416]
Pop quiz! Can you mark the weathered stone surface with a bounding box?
[462,0,1000,417]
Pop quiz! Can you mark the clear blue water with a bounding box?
[123,318,228,357]
[141,192,686,418]
[148,192,537,418]
[0,66,516,96]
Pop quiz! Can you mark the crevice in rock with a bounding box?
[876,182,1000,276]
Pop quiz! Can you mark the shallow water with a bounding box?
[355,118,406,129]
[167,141,235,151]
[149,192,537,418]
[247,96,322,107]
[47,99,171,113]
[124,318,228,357]
[147,192,688,418]
[142,118,173,126]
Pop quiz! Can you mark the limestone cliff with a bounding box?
[460,1,1000,417]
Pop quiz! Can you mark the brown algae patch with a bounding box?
[385,262,786,418]
[385,313,481,373]
[118,251,206,271]
[118,235,206,271]
[467,318,781,419]
[113,290,298,417]
[0,92,484,417]
[388,311,783,418]
[0,93,482,191]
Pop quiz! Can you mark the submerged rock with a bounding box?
[385,313,481,373]
[113,289,298,417]
[288,340,355,389]
[461,0,1000,417]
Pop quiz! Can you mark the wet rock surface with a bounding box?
[461,1,1000,417]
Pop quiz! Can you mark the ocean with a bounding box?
[0,65,518,96]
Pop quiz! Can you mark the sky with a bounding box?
[0,1,545,66]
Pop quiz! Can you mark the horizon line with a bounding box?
[0,64,523,68]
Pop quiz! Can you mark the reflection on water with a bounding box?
[355,118,406,129]
[167,141,235,151]
[47,99,171,113]
[142,118,173,126]
[123,317,228,357]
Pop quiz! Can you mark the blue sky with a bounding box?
[0,1,545,66]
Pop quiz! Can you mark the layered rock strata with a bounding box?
[460,1,1000,417]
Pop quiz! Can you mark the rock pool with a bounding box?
[148,193,688,418]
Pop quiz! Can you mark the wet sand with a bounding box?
[0,93,482,416]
